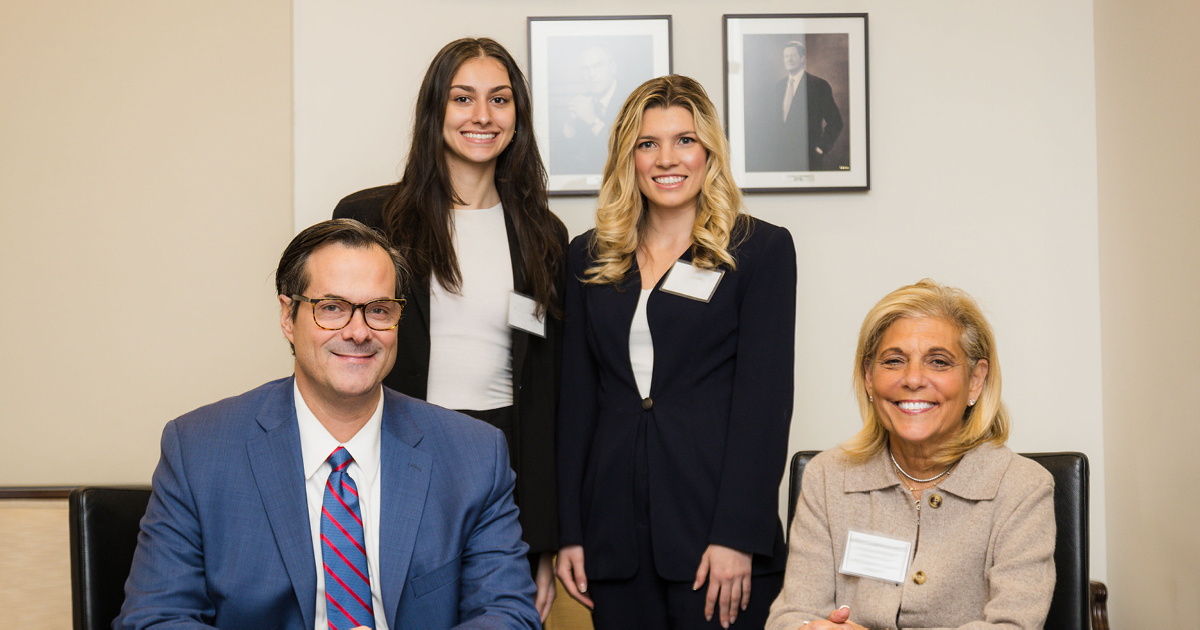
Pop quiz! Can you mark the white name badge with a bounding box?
[839,530,912,584]
[659,260,724,302]
[508,292,546,338]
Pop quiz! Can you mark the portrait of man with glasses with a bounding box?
[116,218,539,628]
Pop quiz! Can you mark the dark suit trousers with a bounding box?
[587,414,783,629]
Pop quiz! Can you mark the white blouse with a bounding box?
[629,287,654,399]
[425,203,514,411]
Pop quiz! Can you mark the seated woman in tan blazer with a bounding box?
[768,279,1055,629]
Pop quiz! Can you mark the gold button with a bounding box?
[928,494,942,508]
[913,570,926,585]
[642,397,653,410]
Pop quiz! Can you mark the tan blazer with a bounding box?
[767,443,1055,630]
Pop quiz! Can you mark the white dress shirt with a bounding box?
[783,70,807,122]
[295,381,389,630]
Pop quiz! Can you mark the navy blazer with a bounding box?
[334,185,565,553]
[557,218,797,582]
[116,378,538,629]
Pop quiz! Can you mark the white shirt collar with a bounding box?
[294,379,383,483]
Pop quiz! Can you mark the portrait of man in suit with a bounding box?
[116,218,538,629]
[547,37,649,176]
[744,36,849,173]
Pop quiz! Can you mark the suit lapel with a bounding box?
[504,208,531,395]
[246,378,317,630]
[407,273,432,347]
[395,274,433,398]
[605,256,646,389]
[378,392,432,628]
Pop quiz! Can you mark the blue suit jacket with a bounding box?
[116,377,538,629]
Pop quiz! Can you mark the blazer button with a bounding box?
[928,494,942,508]
[913,570,927,585]
[642,397,653,410]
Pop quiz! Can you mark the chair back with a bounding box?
[1022,452,1090,630]
[786,450,820,535]
[785,450,1090,629]
[69,486,152,630]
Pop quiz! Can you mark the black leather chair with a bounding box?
[786,450,1107,630]
[69,486,152,630]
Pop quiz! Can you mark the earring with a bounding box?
[968,398,976,406]
[868,395,874,402]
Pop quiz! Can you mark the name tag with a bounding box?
[659,260,724,302]
[839,530,912,584]
[508,292,546,338]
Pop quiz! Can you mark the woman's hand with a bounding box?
[555,545,593,609]
[534,551,556,621]
[693,544,752,628]
[800,605,867,629]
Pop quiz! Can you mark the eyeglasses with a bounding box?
[290,294,406,331]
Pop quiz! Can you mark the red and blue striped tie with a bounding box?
[321,446,374,629]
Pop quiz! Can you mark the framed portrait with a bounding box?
[528,15,672,195]
[724,14,869,192]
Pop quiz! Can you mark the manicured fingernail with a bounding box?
[840,605,850,611]
[578,583,586,592]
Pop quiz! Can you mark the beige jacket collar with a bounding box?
[843,442,1012,501]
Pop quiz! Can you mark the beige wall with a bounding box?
[0,2,294,484]
[9,0,1199,623]
[1094,0,1200,624]
[296,0,1110,580]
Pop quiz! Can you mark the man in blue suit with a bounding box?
[116,219,539,629]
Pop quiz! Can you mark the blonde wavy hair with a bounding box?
[844,279,1010,467]
[584,75,746,285]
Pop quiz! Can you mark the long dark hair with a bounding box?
[381,37,562,317]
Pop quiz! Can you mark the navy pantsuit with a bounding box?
[557,217,797,586]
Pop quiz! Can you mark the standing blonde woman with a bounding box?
[556,75,797,629]
[334,37,565,621]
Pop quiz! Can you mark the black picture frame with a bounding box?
[528,15,673,195]
[723,13,870,192]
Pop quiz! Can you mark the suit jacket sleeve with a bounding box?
[814,78,843,155]
[766,453,838,629]
[116,420,218,629]
[555,234,599,548]
[454,428,541,629]
[508,218,567,554]
[972,472,1056,628]
[708,225,798,555]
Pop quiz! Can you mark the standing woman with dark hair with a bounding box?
[556,74,796,629]
[333,37,566,620]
